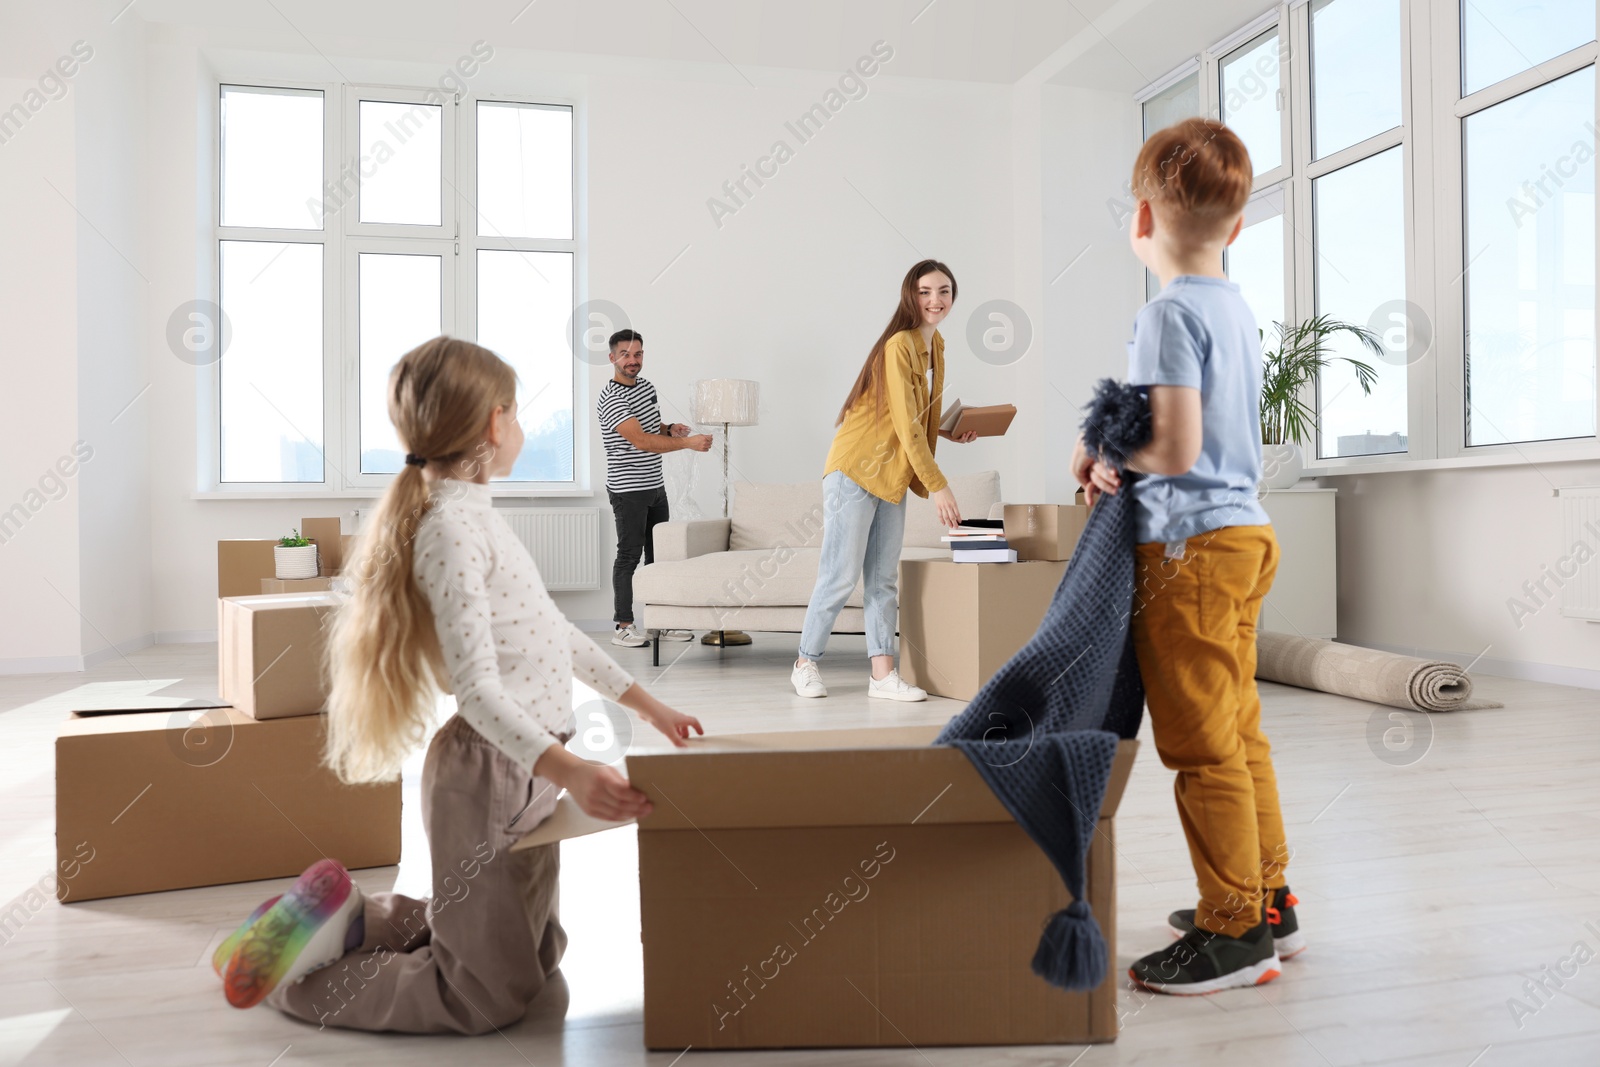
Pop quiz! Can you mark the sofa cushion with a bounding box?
[728,481,826,552]
[728,470,1001,551]
[635,546,948,610]
[902,470,1002,548]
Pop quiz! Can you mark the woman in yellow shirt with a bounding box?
[792,259,977,700]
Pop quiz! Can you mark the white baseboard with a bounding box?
[1358,639,1600,691]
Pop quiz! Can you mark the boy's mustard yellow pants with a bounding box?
[1130,524,1289,938]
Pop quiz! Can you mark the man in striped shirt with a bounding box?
[598,329,713,646]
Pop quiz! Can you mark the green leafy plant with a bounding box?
[277,528,311,548]
[1260,315,1383,446]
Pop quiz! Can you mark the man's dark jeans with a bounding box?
[609,485,669,625]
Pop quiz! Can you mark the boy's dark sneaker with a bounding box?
[1167,885,1306,959]
[1130,917,1280,995]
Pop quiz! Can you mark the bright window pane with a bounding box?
[1313,146,1408,458]
[357,101,443,226]
[1220,30,1283,174]
[1462,0,1595,96]
[477,250,575,481]
[220,241,324,481]
[1464,66,1596,446]
[1227,191,1286,352]
[221,87,322,230]
[359,254,442,473]
[1143,72,1200,139]
[1311,0,1403,158]
[477,103,573,240]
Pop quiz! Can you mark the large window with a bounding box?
[214,83,577,490]
[1133,0,1599,468]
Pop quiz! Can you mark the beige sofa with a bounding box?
[636,470,1002,663]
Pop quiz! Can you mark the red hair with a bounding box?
[1131,118,1253,241]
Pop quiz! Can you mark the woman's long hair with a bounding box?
[835,259,958,427]
[323,336,517,783]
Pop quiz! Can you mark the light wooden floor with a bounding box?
[3,637,1599,1066]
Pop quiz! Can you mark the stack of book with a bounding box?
[943,520,1018,563]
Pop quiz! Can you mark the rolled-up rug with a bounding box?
[1255,631,1503,712]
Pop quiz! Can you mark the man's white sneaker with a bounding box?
[650,629,695,642]
[791,660,827,698]
[612,624,649,647]
[868,670,927,702]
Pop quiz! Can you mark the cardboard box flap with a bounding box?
[72,697,230,718]
[511,797,630,850]
[631,737,1139,832]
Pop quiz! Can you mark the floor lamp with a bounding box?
[694,378,759,647]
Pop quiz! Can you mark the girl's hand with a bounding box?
[642,705,703,747]
[1085,458,1121,506]
[567,762,654,822]
[932,486,962,529]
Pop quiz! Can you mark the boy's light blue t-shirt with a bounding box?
[1125,275,1271,545]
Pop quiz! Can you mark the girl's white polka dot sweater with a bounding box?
[412,477,635,773]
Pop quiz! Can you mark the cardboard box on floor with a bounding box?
[897,558,1068,701]
[1003,503,1090,562]
[56,706,400,902]
[219,593,338,719]
[218,516,356,598]
[513,725,1138,1048]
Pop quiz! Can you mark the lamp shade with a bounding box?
[693,379,760,426]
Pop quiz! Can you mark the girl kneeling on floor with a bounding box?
[213,336,703,1033]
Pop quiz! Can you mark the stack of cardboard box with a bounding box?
[55,517,401,903]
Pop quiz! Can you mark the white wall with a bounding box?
[74,13,151,664]
[0,63,84,669]
[1319,461,1600,686]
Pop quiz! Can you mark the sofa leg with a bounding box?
[652,633,660,667]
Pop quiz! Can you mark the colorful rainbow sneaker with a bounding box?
[212,894,282,976]
[221,859,364,1009]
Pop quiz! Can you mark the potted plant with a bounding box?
[274,528,319,580]
[1259,315,1382,489]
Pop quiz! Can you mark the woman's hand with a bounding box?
[932,486,962,529]
[567,762,654,822]
[938,429,979,444]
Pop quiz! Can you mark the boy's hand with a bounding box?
[1085,459,1121,506]
[642,705,704,747]
[567,762,654,822]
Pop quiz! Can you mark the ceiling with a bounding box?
[1,0,1274,92]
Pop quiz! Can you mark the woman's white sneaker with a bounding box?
[791,660,827,698]
[868,670,926,702]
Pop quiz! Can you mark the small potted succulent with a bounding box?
[274,528,319,580]
[1259,315,1382,489]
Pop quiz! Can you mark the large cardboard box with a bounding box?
[218,517,356,597]
[56,706,400,902]
[511,726,1136,1049]
[1003,503,1090,562]
[898,558,1068,701]
[219,593,338,719]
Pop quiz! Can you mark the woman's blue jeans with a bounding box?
[797,471,906,661]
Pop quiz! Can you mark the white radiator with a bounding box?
[1557,487,1600,621]
[355,506,600,591]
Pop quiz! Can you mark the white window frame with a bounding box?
[1132,0,1600,476]
[200,76,588,498]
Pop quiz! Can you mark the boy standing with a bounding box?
[1072,118,1302,995]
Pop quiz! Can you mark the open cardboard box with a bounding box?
[515,724,1138,1049]
[56,705,400,902]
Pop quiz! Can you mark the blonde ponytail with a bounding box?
[323,336,517,783]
